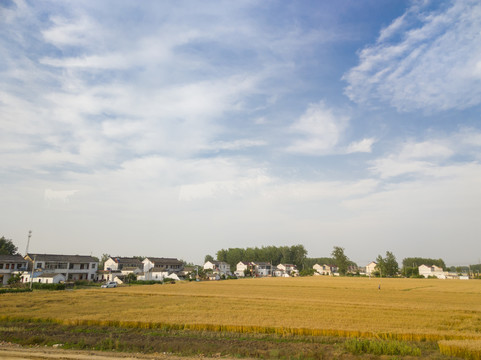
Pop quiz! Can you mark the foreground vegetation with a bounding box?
[1,276,480,358]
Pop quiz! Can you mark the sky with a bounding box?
[1,0,481,267]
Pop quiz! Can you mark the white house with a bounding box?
[419,264,446,279]
[36,273,66,284]
[276,264,298,277]
[365,261,377,276]
[203,260,231,275]
[253,262,272,277]
[235,261,254,277]
[104,257,143,272]
[0,254,28,285]
[313,264,333,276]
[24,254,98,282]
[143,257,184,274]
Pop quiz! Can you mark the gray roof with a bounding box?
[111,257,142,265]
[26,254,98,263]
[0,254,26,262]
[145,257,183,265]
[38,273,64,278]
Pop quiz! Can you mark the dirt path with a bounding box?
[0,343,206,360]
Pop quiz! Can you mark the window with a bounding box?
[69,263,74,269]
[0,264,3,269]
[6,264,10,269]
[37,263,43,268]
[80,264,84,269]
[92,263,96,269]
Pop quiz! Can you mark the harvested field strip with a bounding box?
[0,318,441,359]
[439,340,481,360]
[0,315,479,343]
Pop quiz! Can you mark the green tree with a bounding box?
[7,273,22,286]
[125,272,137,283]
[0,237,17,255]
[99,254,110,270]
[331,246,349,275]
[376,251,399,277]
[204,254,214,263]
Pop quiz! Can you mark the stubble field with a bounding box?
[1,276,481,358]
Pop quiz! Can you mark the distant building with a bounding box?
[313,264,334,276]
[418,264,446,279]
[143,257,184,274]
[0,254,28,285]
[365,261,377,276]
[203,260,231,276]
[24,254,98,282]
[235,261,254,277]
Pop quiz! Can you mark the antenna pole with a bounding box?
[25,230,32,255]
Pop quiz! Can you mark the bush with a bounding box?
[129,280,159,285]
[299,268,315,276]
[0,288,32,294]
[31,283,65,291]
[344,338,421,356]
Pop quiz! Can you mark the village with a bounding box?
[0,252,473,286]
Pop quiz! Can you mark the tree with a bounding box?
[0,237,17,255]
[204,254,214,263]
[99,254,110,270]
[125,272,137,283]
[376,251,399,277]
[331,246,349,275]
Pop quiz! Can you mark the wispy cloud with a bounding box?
[344,1,481,112]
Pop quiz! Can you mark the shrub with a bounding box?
[31,283,65,291]
[0,288,32,294]
[344,338,421,356]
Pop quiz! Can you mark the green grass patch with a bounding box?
[344,338,421,356]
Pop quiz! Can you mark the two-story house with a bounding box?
[235,261,254,277]
[24,254,98,282]
[0,254,28,285]
[203,260,231,276]
[276,264,298,277]
[253,262,272,277]
[143,257,184,274]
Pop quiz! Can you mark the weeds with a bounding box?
[344,338,421,356]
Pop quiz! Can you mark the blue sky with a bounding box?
[1,0,481,266]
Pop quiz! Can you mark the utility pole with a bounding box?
[29,255,37,290]
[25,230,32,255]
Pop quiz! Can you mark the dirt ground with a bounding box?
[0,343,226,360]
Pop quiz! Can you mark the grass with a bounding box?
[1,277,480,357]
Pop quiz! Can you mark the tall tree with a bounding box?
[331,246,349,275]
[204,254,214,263]
[376,251,399,277]
[0,236,17,255]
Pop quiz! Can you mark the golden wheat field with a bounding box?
[2,277,481,342]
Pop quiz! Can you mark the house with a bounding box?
[365,261,377,276]
[143,257,184,274]
[203,260,231,275]
[0,254,28,285]
[419,264,446,279]
[313,264,333,276]
[24,254,98,282]
[235,261,254,277]
[206,273,220,281]
[36,273,66,284]
[104,257,143,272]
[253,262,272,277]
[276,264,298,277]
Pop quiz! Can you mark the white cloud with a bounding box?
[286,102,349,155]
[344,1,481,111]
[345,138,376,154]
[44,188,78,203]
